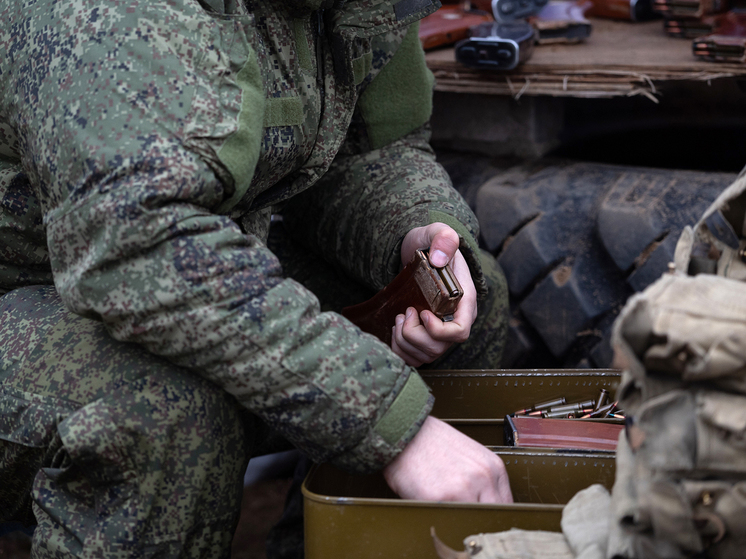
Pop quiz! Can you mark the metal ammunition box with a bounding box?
[304,448,616,558]
[423,369,622,445]
[303,369,622,558]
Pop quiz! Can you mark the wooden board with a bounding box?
[425,18,746,98]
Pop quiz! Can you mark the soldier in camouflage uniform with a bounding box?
[0,0,512,556]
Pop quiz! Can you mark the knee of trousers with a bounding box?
[30,372,252,557]
[53,365,251,511]
[1,286,252,551]
[427,250,509,370]
[32,364,248,557]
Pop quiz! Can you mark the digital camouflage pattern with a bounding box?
[0,161,52,293]
[0,286,253,557]
[0,0,508,555]
[0,0,455,473]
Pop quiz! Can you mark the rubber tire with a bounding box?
[438,152,736,368]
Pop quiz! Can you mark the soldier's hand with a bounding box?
[382,416,513,503]
[394,223,478,367]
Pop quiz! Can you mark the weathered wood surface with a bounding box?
[426,18,746,98]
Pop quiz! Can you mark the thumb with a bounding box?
[401,223,460,268]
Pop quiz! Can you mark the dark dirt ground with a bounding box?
[0,478,293,559]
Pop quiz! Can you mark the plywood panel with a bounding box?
[426,18,746,98]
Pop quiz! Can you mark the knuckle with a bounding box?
[449,326,470,343]
[400,327,416,345]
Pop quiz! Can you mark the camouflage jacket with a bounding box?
[0,0,483,472]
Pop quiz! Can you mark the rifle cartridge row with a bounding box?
[512,388,624,420]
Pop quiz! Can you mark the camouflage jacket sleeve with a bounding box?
[281,23,487,297]
[0,0,432,474]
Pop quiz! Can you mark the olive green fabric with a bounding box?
[0,161,52,295]
[352,51,373,86]
[373,373,430,445]
[264,96,305,128]
[292,19,313,72]
[279,122,482,295]
[217,43,266,214]
[358,21,434,150]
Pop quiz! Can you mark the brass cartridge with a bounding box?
[594,389,609,411]
[549,400,595,414]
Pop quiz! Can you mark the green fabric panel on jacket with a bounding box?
[292,19,313,73]
[373,372,430,445]
[358,21,434,150]
[216,45,265,214]
[263,97,304,128]
[352,51,373,86]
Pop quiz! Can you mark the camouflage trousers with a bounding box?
[0,226,508,559]
[0,285,257,558]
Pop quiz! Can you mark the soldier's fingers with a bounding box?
[420,310,472,344]
[478,461,513,504]
[476,485,498,503]
[399,309,451,359]
[496,470,514,503]
[398,311,441,363]
[391,314,428,367]
[391,339,424,368]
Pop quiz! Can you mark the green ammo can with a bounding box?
[303,369,622,558]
